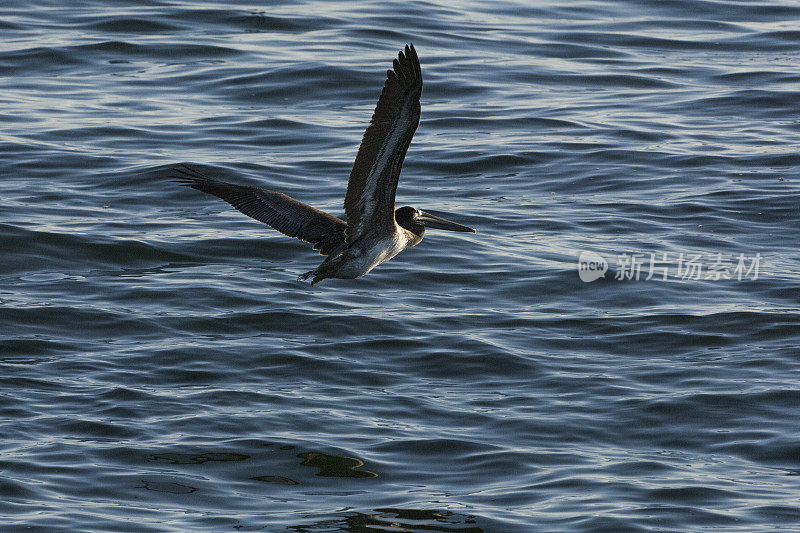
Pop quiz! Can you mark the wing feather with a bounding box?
[171,166,346,255]
[343,44,422,242]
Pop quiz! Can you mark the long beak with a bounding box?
[417,210,476,233]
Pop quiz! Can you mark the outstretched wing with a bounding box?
[172,166,346,255]
[343,44,422,242]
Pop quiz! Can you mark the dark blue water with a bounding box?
[2,1,800,531]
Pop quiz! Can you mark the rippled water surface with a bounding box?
[2,1,800,531]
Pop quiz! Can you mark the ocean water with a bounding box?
[2,1,800,531]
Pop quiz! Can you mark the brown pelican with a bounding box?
[172,44,475,285]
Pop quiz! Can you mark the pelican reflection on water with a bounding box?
[173,44,475,285]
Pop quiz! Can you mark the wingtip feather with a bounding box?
[169,165,215,187]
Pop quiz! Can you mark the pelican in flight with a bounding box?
[173,44,475,285]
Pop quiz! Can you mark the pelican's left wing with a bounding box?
[172,166,346,255]
[343,44,422,242]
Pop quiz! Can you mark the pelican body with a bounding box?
[173,44,475,285]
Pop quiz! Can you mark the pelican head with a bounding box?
[395,206,476,241]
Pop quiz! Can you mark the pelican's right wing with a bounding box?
[172,166,346,255]
[343,44,422,242]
